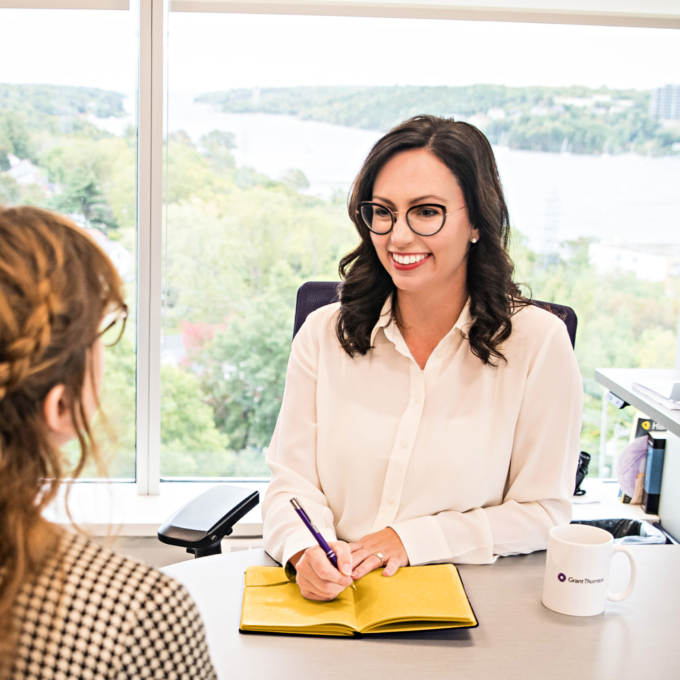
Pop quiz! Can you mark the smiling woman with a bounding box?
[262,114,583,602]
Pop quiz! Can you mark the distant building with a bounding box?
[3,154,58,196]
[589,242,680,285]
[650,85,680,121]
[553,96,593,108]
[81,225,133,281]
[487,108,506,120]
[467,113,491,131]
[6,155,43,186]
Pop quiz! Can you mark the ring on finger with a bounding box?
[372,552,385,568]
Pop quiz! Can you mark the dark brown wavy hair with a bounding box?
[0,206,125,676]
[337,115,527,365]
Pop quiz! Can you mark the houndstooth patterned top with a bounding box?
[8,532,217,679]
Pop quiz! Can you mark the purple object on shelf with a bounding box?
[616,436,648,498]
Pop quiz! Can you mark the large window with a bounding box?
[161,12,680,479]
[0,7,138,478]
[1,3,679,489]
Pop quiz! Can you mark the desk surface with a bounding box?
[163,546,680,680]
[595,368,680,437]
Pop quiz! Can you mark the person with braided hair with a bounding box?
[0,206,217,680]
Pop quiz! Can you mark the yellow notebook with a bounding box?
[240,564,478,637]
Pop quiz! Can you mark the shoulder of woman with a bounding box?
[15,532,212,675]
[293,300,341,348]
[54,533,192,609]
[506,301,571,353]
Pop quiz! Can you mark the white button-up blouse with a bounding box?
[262,297,583,568]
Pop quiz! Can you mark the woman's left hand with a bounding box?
[349,527,410,580]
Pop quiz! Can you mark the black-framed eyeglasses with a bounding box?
[357,202,464,237]
[98,304,128,347]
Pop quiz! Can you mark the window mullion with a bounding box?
[136,0,164,495]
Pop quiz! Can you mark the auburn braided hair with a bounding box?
[0,206,125,675]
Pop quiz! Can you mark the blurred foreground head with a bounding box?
[0,205,125,668]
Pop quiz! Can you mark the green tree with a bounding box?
[0,111,33,168]
[195,266,298,450]
[63,331,137,478]
[160,364,275,477]
[166,131,219,204]
[163,184,355,327]
[50,165,117,230]
[199,130,237,175]
[40,138,129,231]
[0,173,20,204]
[279,168,310,191]
[635,328,678,368]
[160,155,357,474]
[161,363,230,453]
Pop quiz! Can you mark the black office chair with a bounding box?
[293,281,578,348]
[158,485,260,558]
[158,282,578,557]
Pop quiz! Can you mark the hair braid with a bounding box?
[0,236,63,402]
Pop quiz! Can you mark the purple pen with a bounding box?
[290,497,355,589]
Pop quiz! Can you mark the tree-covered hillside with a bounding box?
[0,83,125,123]
[197,84,679,155]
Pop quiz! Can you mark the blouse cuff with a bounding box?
[390,516,451,566]
[282,527,338,569]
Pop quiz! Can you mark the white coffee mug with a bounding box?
[542,524,636,617]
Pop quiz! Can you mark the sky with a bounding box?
[0,8,679,96]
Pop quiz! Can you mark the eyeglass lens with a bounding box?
[359,203,446,236]
[360,204,393,234]
[407,205,446,235]
[99,309,128,347]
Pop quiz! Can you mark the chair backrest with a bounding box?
[293,281,577,348]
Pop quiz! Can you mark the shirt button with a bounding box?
[435,348,444,358]
[386,497,395,504]
[413,394,421,404]
[400,439,408,448]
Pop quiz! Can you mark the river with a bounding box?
[103,92,680,252]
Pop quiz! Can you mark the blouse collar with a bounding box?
[370,294,473,350]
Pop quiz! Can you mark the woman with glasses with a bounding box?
[0,207,216,679]
[262,115,583,602]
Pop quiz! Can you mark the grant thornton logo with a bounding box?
[557,572,604,585]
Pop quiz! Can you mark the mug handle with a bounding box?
[607,545,637,602]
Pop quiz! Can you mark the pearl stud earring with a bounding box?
[471,238,478,244]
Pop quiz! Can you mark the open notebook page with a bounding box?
[241,567,358,635]
[354,565,476,633]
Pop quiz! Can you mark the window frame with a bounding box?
[0,1,128,7]
[137,0,164,494]
[168,0,680,29]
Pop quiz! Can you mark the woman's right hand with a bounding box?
[289,541,354,601]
